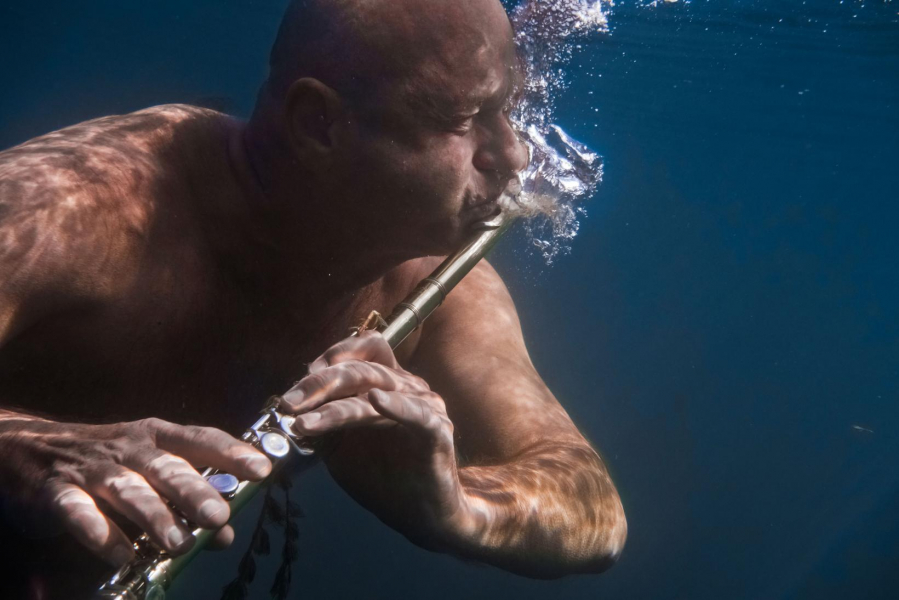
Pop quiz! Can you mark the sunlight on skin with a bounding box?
[416,263,628,572]
[50,482,135,566]
[0,410,268,562]
[0,1,621,585]
[280,260,627,577]
[0,106,204,341]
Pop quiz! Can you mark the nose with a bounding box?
[472,113,529,177]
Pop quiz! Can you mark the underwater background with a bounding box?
[1,0,897,598]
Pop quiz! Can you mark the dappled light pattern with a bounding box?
[0,105,206,340]
[305,262,631,578]
[458,442,626,576]
[429,263,625,575]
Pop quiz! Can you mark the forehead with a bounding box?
[403,21,521,113]
[360,0,520,113]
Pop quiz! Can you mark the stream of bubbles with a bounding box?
[504,0,612,264]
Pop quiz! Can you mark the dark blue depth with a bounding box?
[1,1,897,598]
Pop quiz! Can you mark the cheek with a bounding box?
[408,140,474,206]
[342,129,475,225]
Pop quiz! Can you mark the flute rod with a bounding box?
[95,205,517,600]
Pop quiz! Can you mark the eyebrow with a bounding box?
[400,54,525,125]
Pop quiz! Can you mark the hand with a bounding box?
[280,331,468,539]
[0,416,271,566]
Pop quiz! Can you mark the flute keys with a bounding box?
[206,473,240,496]
[261,431,290,458]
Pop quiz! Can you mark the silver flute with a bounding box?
[95,204,517,599]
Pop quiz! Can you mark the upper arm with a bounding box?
[409,261,586,463]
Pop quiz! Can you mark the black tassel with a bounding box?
[270,564,292,600]
[269,470,300,600]
[265,493,286,526]
[237,553,257,583]
[253,526,271,556]
[222,469,304,600]
[220,580,248,600]
[220,485,274,599]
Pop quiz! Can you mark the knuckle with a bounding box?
[424,411,443,432]
[323,403,349,421]
[285,374,327,409]
[186,425,225,447]
[302,372,330,393]
[362,329,386,344]
[144,452,190,480]
[408,374,430,391]
[435,426,454,448]
[421,391,445,410]
[50,485,88,513]
[324,339,354,363]
[343,360,371,384]
[134,417,165,436]
[104,470,143,498]
[438,415,454,434]
[98,437,134,463]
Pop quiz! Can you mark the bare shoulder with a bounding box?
[406,257,587,459]
[0,104,222,339]
[384,255,517,353]
[411,257,526,374]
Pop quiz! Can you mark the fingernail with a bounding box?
[374,390,390,404]
[285,389,305,406]
[110,544,134,566]
[166,526,193,551]
[198,499,227,524]
[240,454,272,478]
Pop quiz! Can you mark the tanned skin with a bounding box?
[0,0,626,595]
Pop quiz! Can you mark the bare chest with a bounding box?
[0,276,409,433]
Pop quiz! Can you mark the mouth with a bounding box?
[466,195,503,222]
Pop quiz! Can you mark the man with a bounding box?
[0,0,627,596]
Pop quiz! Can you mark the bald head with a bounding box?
[264,0,517,111]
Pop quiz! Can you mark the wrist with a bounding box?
[436,482,501,555]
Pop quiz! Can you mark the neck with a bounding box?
[218,114,408,310]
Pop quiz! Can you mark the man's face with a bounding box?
[332,1,528,257]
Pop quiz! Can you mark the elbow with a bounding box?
[512,505,629,580]
[567,502,628,577]
[579,508,628,575]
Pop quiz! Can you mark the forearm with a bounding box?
[447,442,627,578]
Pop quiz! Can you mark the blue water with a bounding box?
[1,0,898,598]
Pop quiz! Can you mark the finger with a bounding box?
[149,420,272,481]
[309,331,397,373]
[207,525,235,551]
[282,360,426,414]
[86,464,196,555]
[368,389,453,442]
[123,447,231,529]
[46,481,135,567]
[292,396,395,436]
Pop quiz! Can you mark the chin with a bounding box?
[412,218,468,257]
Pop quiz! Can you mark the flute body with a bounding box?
[95,207,516,599]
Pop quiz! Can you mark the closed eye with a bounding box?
[445,115,475,134]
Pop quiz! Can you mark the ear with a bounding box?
[284,78,343,160]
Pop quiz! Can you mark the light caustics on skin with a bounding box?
[0,106,200,340]
[503,0,611,264]
[441,265,626,570]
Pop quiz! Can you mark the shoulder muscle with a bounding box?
[0,105,211,341]
[410,261,585,462]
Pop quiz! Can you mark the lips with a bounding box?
[467,196,502,222]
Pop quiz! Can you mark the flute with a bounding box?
[95,201,517,600]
